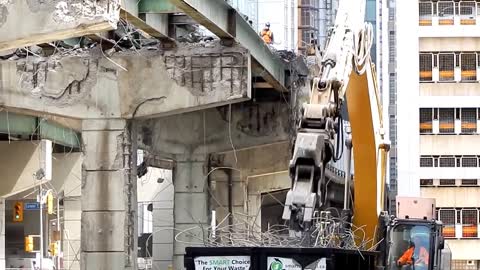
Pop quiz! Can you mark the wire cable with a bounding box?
[353,22,374,75]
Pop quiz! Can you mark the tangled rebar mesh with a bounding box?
[172,210,382,253]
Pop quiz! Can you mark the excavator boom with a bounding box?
[282,0,389,244]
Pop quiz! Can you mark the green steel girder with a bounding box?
[165,0,287,92]
[138,0,180,13]
[0,112,81,148]
[0,112,36,135]
[39,121,81,149]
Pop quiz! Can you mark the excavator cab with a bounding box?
[385,219,445,270]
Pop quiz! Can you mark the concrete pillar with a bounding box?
[57,153,83,270]
[63,197,81,270]
[173,154,208,270]
[151,170,174,270]
[0,198,5,270]
[81,119,137,270]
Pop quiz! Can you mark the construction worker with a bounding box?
[260,23,274,44]
[397,233,429,270]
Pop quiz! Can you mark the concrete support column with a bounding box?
[0,198,5,270]
[81,119,137,270]
[173,154,208,270]
[151,170,174,270]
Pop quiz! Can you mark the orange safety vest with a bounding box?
[398,246,429,266]
[261,29,273,44]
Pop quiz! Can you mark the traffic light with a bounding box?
[49,242,58,256]
[47,193,54,215]
[13,202,23,222]
[25,236,33,252]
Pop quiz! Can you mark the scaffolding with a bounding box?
[298,0,322,53]
[318,0,335,49]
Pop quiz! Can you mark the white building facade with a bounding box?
[391,1,480,269]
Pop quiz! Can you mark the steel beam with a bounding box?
[121,9,175,45]
[39,121,81,149]
[168,0,287,92]
[139,0,180,13]
[170,14,197,25]
[0,112,81,148]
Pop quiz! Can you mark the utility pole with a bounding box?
[35,139,52,270]
[39,184,43,270]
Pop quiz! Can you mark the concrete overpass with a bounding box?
[0,1,306,269]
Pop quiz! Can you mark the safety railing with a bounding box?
[419,1,479,26]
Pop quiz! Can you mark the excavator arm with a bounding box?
[282,0,390,242]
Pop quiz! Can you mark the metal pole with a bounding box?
[56,195,61,269]
[39,185,43,270]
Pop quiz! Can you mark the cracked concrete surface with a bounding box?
[137,101,290,156]
[0,44,251,119]
[17,58,95,106]
[0,0,120,51]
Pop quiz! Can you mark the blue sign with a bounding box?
[25,202,40,210]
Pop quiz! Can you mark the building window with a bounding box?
[420,108,433,133]
[419,53,433,81]
[461,108,477,133]
[439,179,456,186]
[462,156,478,167]
[420,156,433,167]
[438,209,456,238]
[439,108,455,133]
[299,0,313,7]
[452,260,480,270]
[419,2,433,25]
[437,1,455,25]
[301,9,314,27]
[459,1,477,25]
[420,179,434,186]
[439,53,455,81]
[300,30,314,48]
[462,209,478,238]
[461,179,478,186]
[461,53,477,81]
[439,156,455,167]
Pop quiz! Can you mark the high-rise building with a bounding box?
[298,0,320,53]
[392,1,480,268]
[382,0,398,214]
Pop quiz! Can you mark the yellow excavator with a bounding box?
[281,0,450,270]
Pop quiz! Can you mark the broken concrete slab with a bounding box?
[0,0,121,52]
[0,43,251,119]
[138,101,290,156]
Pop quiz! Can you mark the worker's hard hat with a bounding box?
[266,22,270,27]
